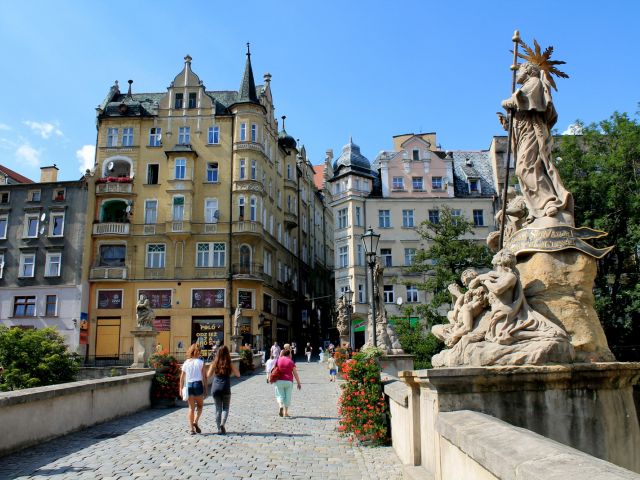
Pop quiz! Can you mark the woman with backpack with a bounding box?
[207,345,240,434]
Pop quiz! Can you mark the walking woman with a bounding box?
[207,345,240,434]
[180,343,207,435]
[273,348,301,418]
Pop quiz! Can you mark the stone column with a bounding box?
[130,327,158,368]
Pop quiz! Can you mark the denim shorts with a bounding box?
[329,369,337,375]
[187,381,204,397]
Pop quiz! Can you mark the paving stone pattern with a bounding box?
[1,361,403,479]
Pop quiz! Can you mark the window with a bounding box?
[147,164,159,184]
[404,248,416,266]
[28,190,41,202]
[175,158,186,179]
[13,296,36,317]
[381,248,392,267]
[264,251,272,276]
[355,206,361,226]
[24,214,39,238]
[238,196,245,219]
[412,149,420,161]
[208,126,220,144]
[172,196,184,221]
[174,93,183,108]
[205,198,218,223]
[406,285,418,303]
[99,245,126,266]
[0,252,4,278]
[428,210,440,224]
[412,176,424,190]
[239,159,246,179]
[473,209,485,226]
[383,285,394,303]
[196,242,226,267]
[146,244,166,268]
[144,200,158,224]
[402,209,414,228]
[149,127,162,146]
[188,92,197,108]
[0,214,7,238]
[251,124,257,142]
[250,197,257,221]
[45,252,62,277]
[469,179,480,193]
[432,176,443,190]
[122,127,134,147]
[287,164,292,180]
[337,208,348,229]
[338,245,348,268]
[0,192,9,204]
[53,188,65,201]
[206,162,219,182]
[45,295,58,316]
[378,210,390,228]
[107,128,118,147]
[392,177,404,190]
[50,212,65,237]
[356,244,364,266]
[240,123,246,141]
[358,284,365,303]
[451,209,461,225]
[178,126,190,145]
[250,159,257,180]
[19,253,36,277]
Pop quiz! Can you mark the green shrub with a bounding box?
[239,346,254,374]
[0,326,79,391]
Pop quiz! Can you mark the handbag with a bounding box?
[181,384,189,401]
[269,359,282,384]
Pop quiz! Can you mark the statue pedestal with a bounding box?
[130,327,158,368]
[379,354,414,377]
[339,334,350,349]
[401,362,640,474]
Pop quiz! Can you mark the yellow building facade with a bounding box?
[87,52,334,359]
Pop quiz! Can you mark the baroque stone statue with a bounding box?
[136,295,155,328]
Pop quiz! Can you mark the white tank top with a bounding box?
[182,358,204,382]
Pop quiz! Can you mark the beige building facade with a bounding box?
[327,133,496,347]
[88,51,334,360]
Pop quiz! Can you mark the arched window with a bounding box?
[239,244,251,273]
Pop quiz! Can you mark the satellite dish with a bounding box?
[125,205,132,214]
[40,213,46,222]
[39,226,45,235]
[396,297,404,306]
[108,161,115,172]
[157,134,162,142]
[213,210,220,218]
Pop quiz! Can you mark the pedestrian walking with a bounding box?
[206,345,240,434]
[270,341,281,360]
[180,343,207,435]
[327,354,338,382]
[273,348,301,418]
[305,342,313,362]
[318,346,324,363]
[292,341,298,359]
[265,353,276,383]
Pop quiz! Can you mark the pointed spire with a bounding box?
[237,42,259,104]
[127,80,133,99]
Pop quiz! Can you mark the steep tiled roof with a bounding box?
[236,50,259,105]
[451,151,496,197]
[312,165,325,190]
[0,164,34,184]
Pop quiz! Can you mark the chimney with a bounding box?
[40,164,59,183]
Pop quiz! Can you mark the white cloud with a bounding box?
[16,144,41,168]
[23,120,63,139]
[76,144,96,173]
[562,123,583,135]
[0,123,11,131]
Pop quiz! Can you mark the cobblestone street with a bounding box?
[1,361,403,480]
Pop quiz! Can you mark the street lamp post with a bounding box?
[344,287,353,348]
[361,227,381,348]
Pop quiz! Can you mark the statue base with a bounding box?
[400,362,640,473]
[379,354,414,377]
[339,335,350,349]
[130,327,158,368]
[231,335,243,354]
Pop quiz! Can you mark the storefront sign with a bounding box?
[139,290,172,309]
[97,290,123,309]
[192,289,225,308]
[238,290,253,309]
[153,317,171,331]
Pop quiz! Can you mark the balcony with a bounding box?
[90,266,127,280]
[145,268,167,280]
[233,179,264,194]
[232,263,264,281]
[165,220,192,238]
[96,181,133,195]
[284,212,298,229]
[93,222,130,236]
[283,178,297,191]
[233,141,265,155]
[232,220,262,236]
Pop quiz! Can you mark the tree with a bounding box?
[0,327,80,391]
[397,206,492,367]
[554,111,640,360]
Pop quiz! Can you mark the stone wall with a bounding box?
[0,372,154,457]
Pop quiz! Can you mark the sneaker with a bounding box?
[220,425,226,434]
[279,407,283,417]
[194,423,201,434]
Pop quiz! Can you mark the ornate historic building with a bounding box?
[326,133,497,347]
[88,50,334,359]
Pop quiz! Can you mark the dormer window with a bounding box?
[0,192,9,204]
[53,189,66,201]
[432,177,443,190]
[28,190,41,202]
[174,93,184,109]
[188,92,197,109]
[412,149,420,161]
[468,178,481,194]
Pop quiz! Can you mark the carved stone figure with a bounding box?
[487,188,528,251]
[233,305,242,335]
[432,249,574,367]
[501,62,574,227]
[336,296,349,338]
[136,295,155,328]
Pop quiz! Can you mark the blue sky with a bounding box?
[1,0,638,182]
